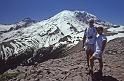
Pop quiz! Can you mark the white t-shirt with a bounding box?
[84,27,97,44]
[95,34,107,51]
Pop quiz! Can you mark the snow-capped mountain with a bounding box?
[0,17,36,35]
[0,10,123,61]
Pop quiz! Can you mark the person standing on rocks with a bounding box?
[89,26,107,74]
[82,19,97,70]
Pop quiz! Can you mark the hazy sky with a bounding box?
[0,0,124,25]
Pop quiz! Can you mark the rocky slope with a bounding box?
[0,37,123,81]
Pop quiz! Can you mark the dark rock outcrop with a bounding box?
[0,44,68,74]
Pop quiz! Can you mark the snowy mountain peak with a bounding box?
[50,10,108,26]
[19,17,36,24]
[0,17,36,34]
[50,10,74,20]
[52,10,97,19]
[0,10,123,61]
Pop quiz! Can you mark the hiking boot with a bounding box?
[98,70,103,76]
[89,70,93,75]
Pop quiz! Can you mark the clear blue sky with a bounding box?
[0,0,124,25]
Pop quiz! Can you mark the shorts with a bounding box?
[85,44,95,52]
[93,50,102,59]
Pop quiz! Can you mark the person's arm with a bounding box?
[101,40,107,52]
[82,35,86,48]
[82,28,87,48]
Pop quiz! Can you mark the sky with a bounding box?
[0,0,124,25]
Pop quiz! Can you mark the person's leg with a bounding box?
[89,51,94,65]
[89,45,94,69]
[86,44,94,69]
[86,49,94,67]
[89,56,96,71]
[98,58,103,71]
[86,50,90,67]
[85,44,90,67]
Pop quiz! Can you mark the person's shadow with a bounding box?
[92,71,119,81]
